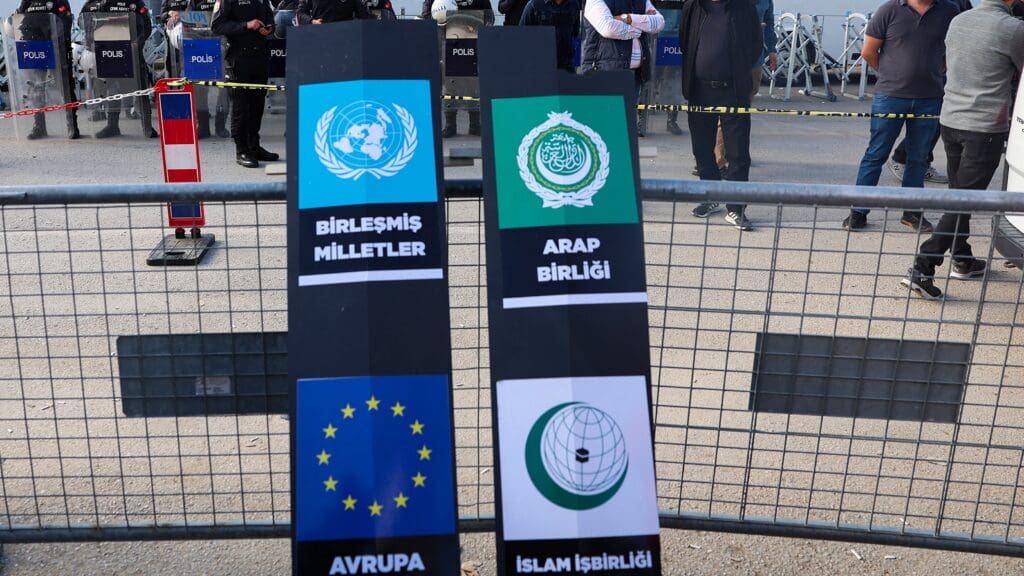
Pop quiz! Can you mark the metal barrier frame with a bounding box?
[1,179,1024,559]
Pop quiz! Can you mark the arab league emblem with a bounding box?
[518,111,610,209]
[315,100,417,181]
[525,402,628,511]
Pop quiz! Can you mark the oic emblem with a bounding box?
[315,100,418,181]
[518,111,610,209]
[525,402,628,511]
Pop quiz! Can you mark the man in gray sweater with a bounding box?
[902,0,1024,299]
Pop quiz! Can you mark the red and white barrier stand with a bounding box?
[147,78,215,266]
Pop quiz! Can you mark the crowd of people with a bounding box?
[8,0,1024,300]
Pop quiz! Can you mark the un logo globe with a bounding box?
[329,101,403,169]
[315,100,419,181]
[526,402,629,510]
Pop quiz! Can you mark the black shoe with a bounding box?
[94,124,121,139]
[951,259,986,280]
[142,125,159,139]
[666,119,683,135]
[26,124,47,140]
[214,112,230,138]
[253,146,279,162]
[196,111,211,140]
[843,211,867,231]
[901,268,943,300]
[900,213,934,233]
[691,165,700,176]
[236,153,259,168]
[692,203,722,218]
[441,123,456,139]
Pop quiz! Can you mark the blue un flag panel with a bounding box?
[295,375,456,542]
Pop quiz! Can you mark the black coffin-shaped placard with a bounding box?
[286,20,460,576]
[479,27,663,576]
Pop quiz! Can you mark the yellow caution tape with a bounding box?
[169,79,939,120]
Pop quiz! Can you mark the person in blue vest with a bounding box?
[15,0,79,139]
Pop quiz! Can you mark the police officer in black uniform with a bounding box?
[16,0,79,139]
[212,0,278,167]
[296,0,370,24]
[421,0,492,138]
[81,0,158,138]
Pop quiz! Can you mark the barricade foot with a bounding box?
[146,233,215,266]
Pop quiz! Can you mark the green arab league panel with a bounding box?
[492,95,639,230]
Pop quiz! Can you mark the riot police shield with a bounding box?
[81,11,154,138]
[640,0,682,135]
[2,12,73,139]
[440,9,491,114]
[266,13,288,115]
[172,11,223,81]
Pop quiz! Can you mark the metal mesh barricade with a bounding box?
[1,180,1024,557]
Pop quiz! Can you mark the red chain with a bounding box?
[0,101,82,120]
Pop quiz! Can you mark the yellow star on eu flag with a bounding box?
[343,494,357,511]
[341,404,356,419]
[391,401,405,417]
[412,472,426,488]
[323,423,337,439]
[316,450,331,465]
[324,476,338,492]
[366,395,381,411]
[394,492,409,509]
[369,500,383,517]
[410,420,424,435]
[417,445,432,461]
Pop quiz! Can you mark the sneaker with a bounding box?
[900,213,934,233]
[924,165,949,184]
[725,211,753,231]
[842,211,867,231]
[889,160,905,181]
[666,119,683,135]
[951,259,986,280]
[692,203,722,218]
[901,268,943,300]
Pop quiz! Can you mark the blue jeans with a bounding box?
[853,95,941,216]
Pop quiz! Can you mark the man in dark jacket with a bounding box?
[296,0,371,24]
[681,0,761,230]
[520,0,580,72]
[498,0,528,24]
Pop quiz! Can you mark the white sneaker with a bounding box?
[888,161,905,181]
[924,165,949,184]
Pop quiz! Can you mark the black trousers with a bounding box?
[893,122,940,165]
[687,83,751,214]
[914,126,1007,275]
[227,55,269,153]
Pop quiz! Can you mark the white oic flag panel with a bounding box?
[496,376,660,541]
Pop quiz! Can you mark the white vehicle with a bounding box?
[996,75,1024,267]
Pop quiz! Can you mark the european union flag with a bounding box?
[295,375,456,542]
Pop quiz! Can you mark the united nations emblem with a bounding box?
[315,100,417,181]
[517,111,610,209]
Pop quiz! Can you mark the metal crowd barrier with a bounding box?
[1,179,1024,558]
